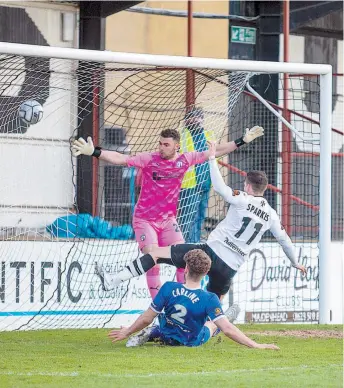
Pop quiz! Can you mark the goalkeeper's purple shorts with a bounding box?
[133,216,184,251]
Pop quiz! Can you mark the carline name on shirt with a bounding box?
[172,287,200,304]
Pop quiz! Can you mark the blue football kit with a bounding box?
[149,281,225,347]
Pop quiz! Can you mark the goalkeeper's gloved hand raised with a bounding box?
[72,136,95,156]
[243,126,264,144]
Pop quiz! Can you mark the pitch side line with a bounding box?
[1,364,342,379]
[0,309,144,317]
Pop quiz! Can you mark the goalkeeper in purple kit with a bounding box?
[72,125,264,299]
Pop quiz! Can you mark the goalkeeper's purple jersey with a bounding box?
[127,151,207,221]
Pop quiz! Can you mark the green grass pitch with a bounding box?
[0,324,342,388]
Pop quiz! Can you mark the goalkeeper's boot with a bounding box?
[94,262,118,291]
[225,304,241,323]
[126,326,157,348]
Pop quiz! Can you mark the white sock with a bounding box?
[104,255,156,290]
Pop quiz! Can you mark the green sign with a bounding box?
[231,26,256,45]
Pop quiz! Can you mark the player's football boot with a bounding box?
[213,304,240,337]
[225,304,241,323]
[94,262,117,291]
[126,326,156,347]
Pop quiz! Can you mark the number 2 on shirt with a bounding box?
[170,304,187,324]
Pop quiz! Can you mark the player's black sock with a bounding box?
[126,254,155,277]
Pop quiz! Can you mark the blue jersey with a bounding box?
[150,281,225,346]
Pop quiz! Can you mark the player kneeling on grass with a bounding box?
[109,249,279,350]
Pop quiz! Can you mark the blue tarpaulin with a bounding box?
[46,214,134,240]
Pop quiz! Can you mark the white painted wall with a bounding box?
[0,5,79,228]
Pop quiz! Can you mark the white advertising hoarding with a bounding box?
[0,240,342,330]
[233,243,320,323]
[0,241,176,330]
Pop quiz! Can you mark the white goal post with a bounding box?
[0,42,335,326]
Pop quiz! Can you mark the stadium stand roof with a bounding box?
[47,1,142,17]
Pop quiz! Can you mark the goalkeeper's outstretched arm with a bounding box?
[207,125,264,158]
[71,136,129,165]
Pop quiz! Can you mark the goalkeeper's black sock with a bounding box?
[118,254,156,282]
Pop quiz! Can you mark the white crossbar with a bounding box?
[0,42,332,75]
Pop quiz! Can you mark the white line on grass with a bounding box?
[1,364,342,379]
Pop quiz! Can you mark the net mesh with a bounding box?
[0,53,342,330]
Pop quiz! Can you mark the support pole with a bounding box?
[186,0,195,110]
[282,0,292,235]
[255,0,280,212]
[187,0,192,58]
[77,2,105,215]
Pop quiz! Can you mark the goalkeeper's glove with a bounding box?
[235,126,264,148]
[71,136,102,158]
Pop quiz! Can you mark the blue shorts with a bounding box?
[149,325,211,347]
[189,326,211,347]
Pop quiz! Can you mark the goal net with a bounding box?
[0,44,337,330]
